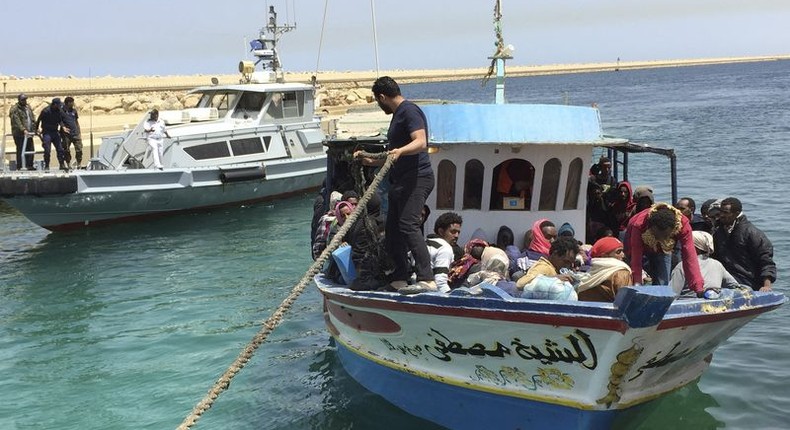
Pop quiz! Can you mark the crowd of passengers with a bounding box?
[310,157,776,301]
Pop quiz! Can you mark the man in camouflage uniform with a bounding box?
[9,94,36,170]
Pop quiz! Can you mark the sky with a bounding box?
[1,0,789,78]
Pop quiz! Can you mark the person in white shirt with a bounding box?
[425,212,463,293]
[144,109,171,170]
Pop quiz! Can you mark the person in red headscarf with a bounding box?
[608,181,636,232]
[577,237,632,302]
[525,218,557,260]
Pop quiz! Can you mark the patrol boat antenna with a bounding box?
[241,6,296,83]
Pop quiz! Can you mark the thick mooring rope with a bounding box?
[177,151,393,430]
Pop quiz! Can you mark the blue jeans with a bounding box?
[646,252,672,285]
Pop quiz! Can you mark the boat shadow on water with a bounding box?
[274,338,445,430]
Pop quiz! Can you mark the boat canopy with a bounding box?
[422,104,628,146]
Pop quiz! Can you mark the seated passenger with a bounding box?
[525,219,556,261]
[466,246,520,297]
[671,230,742,296]
[327,201,355,245]
[448,238,488,288]
[312,191,342,260]
[516,236,580,289]
[511,229,534,280]
[625,203,704,295]
[426,212,463,293]
[577,237,632,302]
[496,225,523,277]
[342,190,359,206]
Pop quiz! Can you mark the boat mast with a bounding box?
[249,6,296,83]
[489,0,512,104]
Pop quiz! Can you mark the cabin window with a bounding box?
[266,91,305,120]
[230,137,267,156]
[232,92,266,119]
[563,157,583,210]
[489,159,535,211]
[538,158,562,211]
[199,91,238,117]
[184,142,231,160]
[463,160,484,210]
[436,160,456,209]
[283,91,306,118]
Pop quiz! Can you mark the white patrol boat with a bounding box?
[0,7,325,231]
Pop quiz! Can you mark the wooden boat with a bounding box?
[313,3,786,428]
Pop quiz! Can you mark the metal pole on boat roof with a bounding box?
[370,0,381,78]
[89,68,94,160]
[669,150,678,204]
[1,81,7,172]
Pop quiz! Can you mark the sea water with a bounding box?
[2,60,790,429]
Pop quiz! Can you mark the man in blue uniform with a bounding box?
[61,96,83,168]
[355,76,435,293]
[35,98,68,171]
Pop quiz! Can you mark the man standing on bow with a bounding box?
[144,109,171,170]
[713,197,776,291]
[9,94,36,170]
[35,98,68,171]
[355,76,435,293]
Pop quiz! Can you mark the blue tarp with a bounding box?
[421,103,606,145]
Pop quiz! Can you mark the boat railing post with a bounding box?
[1,81,6,172]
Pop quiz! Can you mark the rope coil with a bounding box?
[176,151,393,430]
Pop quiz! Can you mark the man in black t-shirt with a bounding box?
[355,76,435,294]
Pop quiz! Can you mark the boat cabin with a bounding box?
[326,102,676,245]
[96,83,324,170]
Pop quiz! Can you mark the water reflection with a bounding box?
[613,381,723,430]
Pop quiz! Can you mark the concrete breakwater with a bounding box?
[2,55,788,143]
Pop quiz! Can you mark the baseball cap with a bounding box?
[18,94,27,101]
[51,97,62,105]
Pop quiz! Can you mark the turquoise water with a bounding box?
[2,60,790,429]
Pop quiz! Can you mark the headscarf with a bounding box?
[577,258,632,293]
[528,218,552,256]
[609,181,635,231]
[558,222,575,238]
[334,201,355,226]
[448,239,489,287]
[466,247,510,286]
[692,231,714,254]
[590,237,624,258]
